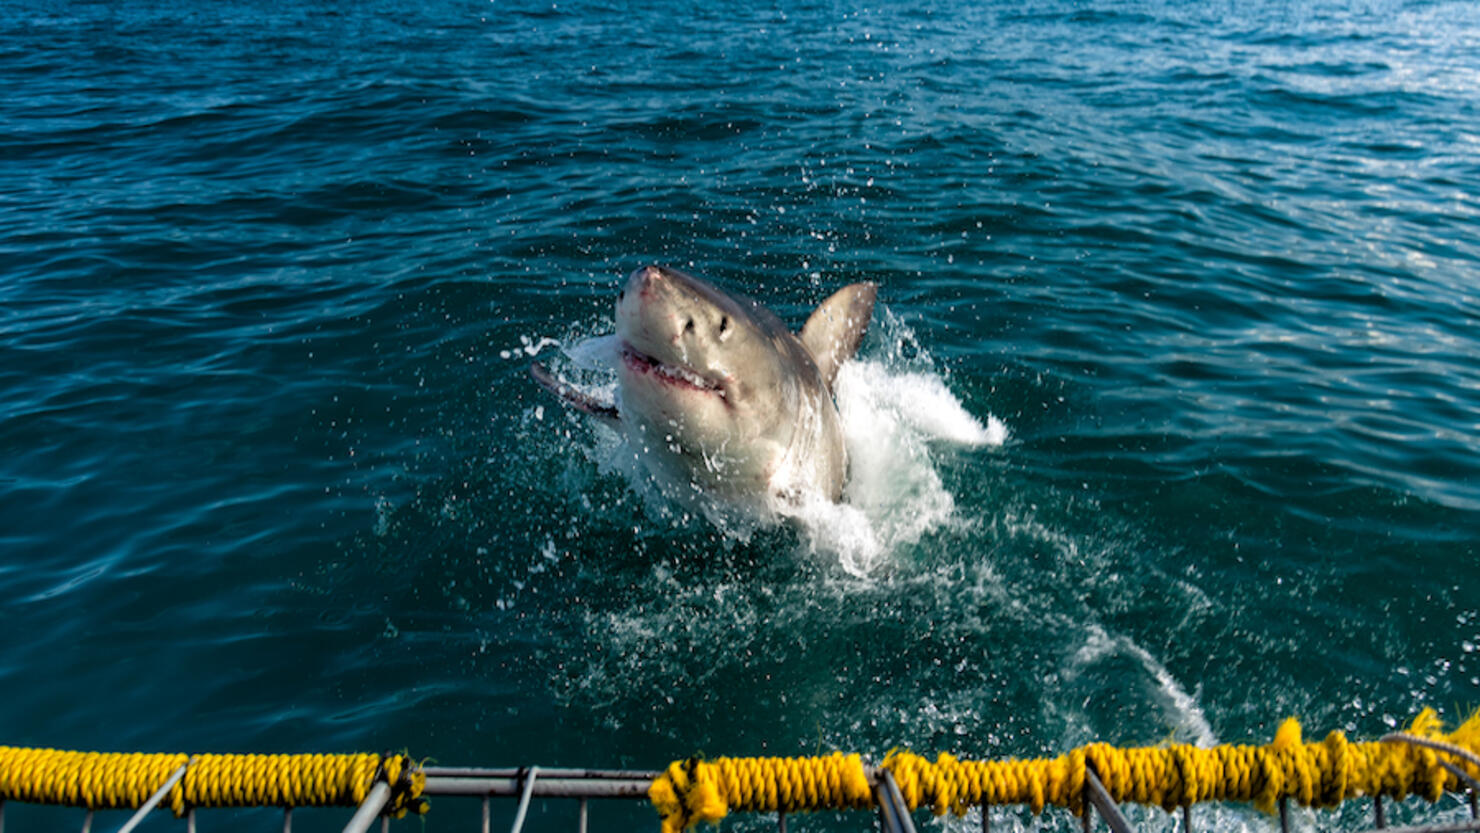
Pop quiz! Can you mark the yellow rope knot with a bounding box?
[649,753,872,833]
[375,753,430,818]
[648,758,729,833]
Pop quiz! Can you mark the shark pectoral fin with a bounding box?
[799,281,878,391]
[529,361,620,425]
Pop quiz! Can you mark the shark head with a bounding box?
[534,264,876,513]
[614,264,876,509]
[616,265,802,465]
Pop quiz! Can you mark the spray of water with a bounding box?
[784,334,1008,573]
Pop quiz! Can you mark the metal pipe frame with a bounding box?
[340,781,391,833]
[423,767,657,780]
[116,758,194,833]
[16,757,1480,833]
[874,770,917,833]
[509,767,539,833]
[1356,824,1480,833]
[1081,767,1134,833]
[422,776,652,799]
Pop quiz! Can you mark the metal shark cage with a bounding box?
[4,722,1480,833]
[402,738,1480,833]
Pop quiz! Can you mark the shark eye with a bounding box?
[684,318,696,334]
[718,316,731,338]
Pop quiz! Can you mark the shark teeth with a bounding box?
[622,346,724,397]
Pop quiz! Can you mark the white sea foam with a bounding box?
[839,360,1009,447]
[562,333,621,370]
[793,313,1008,576]
[498,334,561,359]
[783,357,1006,576]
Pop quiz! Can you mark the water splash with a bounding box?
[531,310,1006,575]
[783,310,1007,575]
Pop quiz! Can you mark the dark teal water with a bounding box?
[4,0,1480,830]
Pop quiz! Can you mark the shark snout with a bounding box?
[616,264,740,387]
[619,265,696,342]
[618,266,679,355]
[624,264,666,301]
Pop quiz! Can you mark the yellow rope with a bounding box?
[5,709,1477,830]
[0,748,428,818]
[649,709,1480,832]
[649,753,874,833]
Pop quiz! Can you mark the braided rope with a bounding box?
[0,748,427,818]
[650,709,1480,832]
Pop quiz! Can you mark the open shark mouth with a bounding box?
[621,344,725,398]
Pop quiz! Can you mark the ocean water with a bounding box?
[3,0,1479,830]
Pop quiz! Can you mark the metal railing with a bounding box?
[6,732,1480,833]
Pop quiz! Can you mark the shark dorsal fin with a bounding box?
[800,282,877,391]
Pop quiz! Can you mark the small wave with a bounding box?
[1067,624,1217,747]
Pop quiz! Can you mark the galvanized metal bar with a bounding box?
[509,766,539,833]
[340,780,391,833]
[1383,734,1480,774]
[82,810,93,833]
[980,801,988,833]
[1353,823,1480,833]
[1182,804,1191,832]
[1,799,5,833]
[186,808,196,833]
[1081,767,1133,833]
[879,770,918,833]
[1375,794,1386,829]
[115,758,193,833]
[778,809,788,833]
[874,779,901,833]
[284,807,292,833]
[1437,762,1480,796]
[1384,729,1480,823]
[481,796,490,833]
[422,776,651,798]
[1279,796,1290,833]
[422,767,658,780]
[380,816,389,833]
[577,798,587,833]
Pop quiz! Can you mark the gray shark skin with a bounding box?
[533,265,876,515]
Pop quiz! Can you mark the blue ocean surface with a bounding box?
[2,0,1479,829]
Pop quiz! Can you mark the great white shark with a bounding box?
[531,265,876,515]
